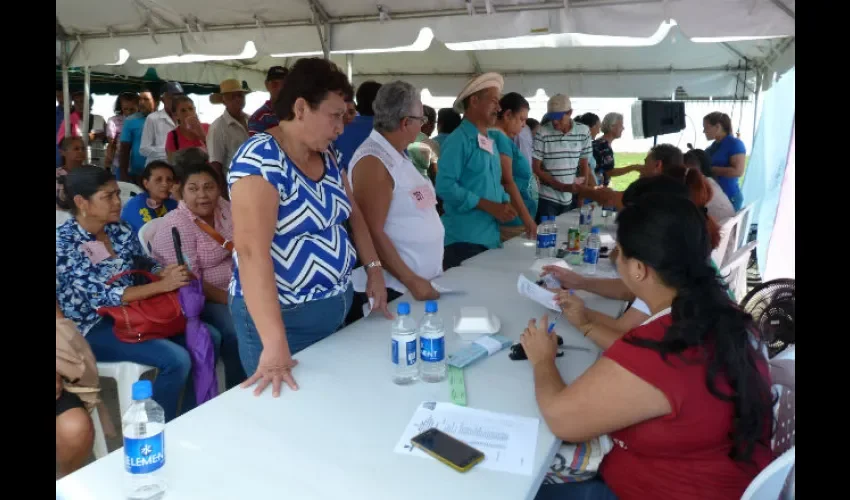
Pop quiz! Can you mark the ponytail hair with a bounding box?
[615,194,773,464]
[704,111,733,135]
[663,165,721,249]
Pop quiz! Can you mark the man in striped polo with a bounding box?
[532,94,595,222]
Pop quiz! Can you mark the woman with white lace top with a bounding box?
[345,80,446,323]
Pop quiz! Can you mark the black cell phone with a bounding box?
[410,427,485,473]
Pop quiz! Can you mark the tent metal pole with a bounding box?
[61,42,71,138]
[82,66,91,159]
[346,54,354,82]
[751,70,763,141]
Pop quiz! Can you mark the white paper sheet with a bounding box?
[432,281,465,295]
[517,275,561,312]
[394,401,540,476]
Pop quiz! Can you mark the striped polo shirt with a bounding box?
[533,121,592,206]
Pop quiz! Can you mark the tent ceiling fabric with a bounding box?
[75,24,792,99]
[57,0,795,67]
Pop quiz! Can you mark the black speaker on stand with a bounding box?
[630,100,686,144]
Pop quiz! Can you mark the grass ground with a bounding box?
[608,152,645,192]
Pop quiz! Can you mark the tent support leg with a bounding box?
[751,70,763,142]
[346,54,354,82]
[61,41,71,139]
[82,66,91,152]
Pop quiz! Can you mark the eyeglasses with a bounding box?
[405,115,429,125]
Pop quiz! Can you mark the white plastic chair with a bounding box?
[96,362,157,419]
[138,218,166,257]
[711,203,754,268]
[741,447,795,500]
[91,404,109,459]
[734,203,755,250]
[117,181,141,206]
[769,357,795,456]
[56,210,72,228]
[719,240,757,303]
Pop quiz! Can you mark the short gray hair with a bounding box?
[171,147,209,180]
[600,112,623,134]
[372,80,421,133]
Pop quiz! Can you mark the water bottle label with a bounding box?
[421,336,445,363]
[547,233,557,249]
[536,233,546,249]
[124,432,165,475]
[392,339,417,366]
[583,247,599,265]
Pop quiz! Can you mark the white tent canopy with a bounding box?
[57,1,795,87]
[66,21,793,99]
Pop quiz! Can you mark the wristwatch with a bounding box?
[365,260,383,271]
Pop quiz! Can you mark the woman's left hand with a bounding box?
[366,269,393,319]
[520,315,559,366]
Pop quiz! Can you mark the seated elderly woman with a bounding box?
[545,174,727,348]
[170,147,212,201]
[345,81,446,322]
[120,160,179,235]
[526,193,773,500]
[151,162,245,388]
[56,166,223,422]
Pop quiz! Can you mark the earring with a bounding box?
[634,275,640,279]
[82,211,87,218]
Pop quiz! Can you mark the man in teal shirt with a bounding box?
[436,73,516,269]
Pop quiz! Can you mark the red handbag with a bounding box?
[97,270,186,343]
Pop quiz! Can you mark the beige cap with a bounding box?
[209,79,247,104]
[547,94,572,114]
[453,72,504,113]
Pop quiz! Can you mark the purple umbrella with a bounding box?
[177,278,219,405]
[172,227,218,404]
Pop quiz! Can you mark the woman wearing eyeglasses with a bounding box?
[345,81,445,322]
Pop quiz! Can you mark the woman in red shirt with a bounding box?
[166,95,209,163]
[523,193,773,500]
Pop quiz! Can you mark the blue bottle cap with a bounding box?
[132,380,153,401]
[591,226,601,234]
[425,301,438,313]
[397,302,411,315]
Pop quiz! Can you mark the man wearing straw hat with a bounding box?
[435,73,516,270]
[207,79,250,180]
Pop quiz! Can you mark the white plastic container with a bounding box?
[453,307,501,341]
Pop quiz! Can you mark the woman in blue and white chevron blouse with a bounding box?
[228,58,391,397]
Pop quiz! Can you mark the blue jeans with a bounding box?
[443,242,488,271]
[85,317,222,422]
[229,285,354,376]
[536,198,573,224]
[535,479,619,500]
[201,302,247,389]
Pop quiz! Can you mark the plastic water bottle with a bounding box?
[123,380,167,500]
[583,227,601,275]
[536,217,550,258]
[419,301,447,383]
[547,216,559,258]
[579,204,593,236]
[391,302,418,385]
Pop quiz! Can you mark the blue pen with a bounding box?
[548,290,572,332]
